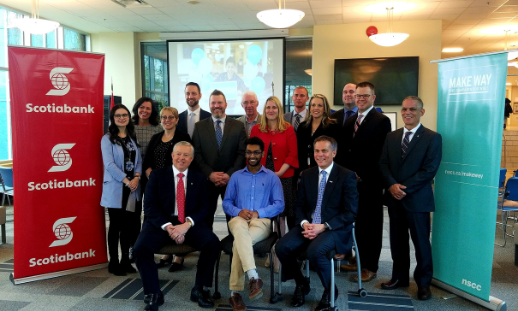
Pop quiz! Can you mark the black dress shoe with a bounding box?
[155,256,173,268]
[418,286,432,300]
[315,286,338,311]
[121,258,137,273]
[381,279,409,290]
[168,261,184,272]
[190,287,214,308]
[290,277,311,307]
[144,292,164,311]
[108,260,126,276]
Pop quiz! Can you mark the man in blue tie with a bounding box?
[275,136,358,311]
[331,83,357,127]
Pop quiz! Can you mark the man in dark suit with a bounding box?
[337,81,391,282]
[177,82,211,138]
[331,83,357,127]
[284,86,309,131]
[192,89,247,229]
[379,96,442,301]
[276,136,358,311]
[134,141,221,311]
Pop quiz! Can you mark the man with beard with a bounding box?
[178,82,211,138]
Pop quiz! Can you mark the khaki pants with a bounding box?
[228,216,271,291]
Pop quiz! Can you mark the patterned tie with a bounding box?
[312,170,327,224]
[294,114,301,131]
[188,112,195,138]
[177,173,185,223]
[401,131,412,158]
[215,120,223,148]
[344,110,354,125]
[353,114,363,138]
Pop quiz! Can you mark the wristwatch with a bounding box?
[324,222,331,230]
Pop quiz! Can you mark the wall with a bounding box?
[312,20,442,131]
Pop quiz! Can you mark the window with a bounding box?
[63,27,86,51]
[285,39,312,113]
[141,42,169,110]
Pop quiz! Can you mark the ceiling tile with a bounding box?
[470,0,507,7]
[437,1,476,9]
[312,7,342,15]
[213,24,242,30]
[310,0,342,9]
[446,24,475,30]
[316,20,343,25]
[314,14,342,22]
[128,7,165,15]
[188,25,218,31]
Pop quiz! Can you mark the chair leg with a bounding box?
[213,251,221,299]
[1,224,5,244]
[269,253,274,300]
[330,257,335,308]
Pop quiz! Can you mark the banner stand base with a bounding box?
[10,262,108,285]
[432,279,506,311]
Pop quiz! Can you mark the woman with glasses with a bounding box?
[101,104,142,276]
[296,94,340,170]
[142,107,191,272]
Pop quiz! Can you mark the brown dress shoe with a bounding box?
[229,293,247,311]
[248,277,263,300]
[418,286,432,300]
[354,269,377,282]
[340,263,358,272]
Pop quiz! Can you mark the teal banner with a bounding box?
[432,52,507,301]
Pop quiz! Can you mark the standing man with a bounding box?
[236,91,262,137]
[284,86,309,132]
[276,136,358,311]
[177,82,211,138]
[223,137,284,311]
[331,83,357,126]
[379,96,442,300]
[338,82,391,282]
[192,89,247,229]
[134,142,220,311]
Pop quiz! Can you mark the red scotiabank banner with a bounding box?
[8,47,107,283]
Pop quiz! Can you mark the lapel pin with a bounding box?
[329,181,333,183]
[191,183,193,185]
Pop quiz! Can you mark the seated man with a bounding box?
[275,136,358,311]
[134,141,220,311]
[222,137,284,311]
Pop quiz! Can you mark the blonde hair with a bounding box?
[303,94,336,128]
[259,96,290,133]
[160,107,179,119]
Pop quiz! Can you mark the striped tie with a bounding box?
[353,114,363,138]
[401,131,412,158]
[294,114,301,131]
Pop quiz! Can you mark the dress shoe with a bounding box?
[290,277,310,307]
[248,277,263,300]
[354,269,377,282]
[155,256,173,268]
[229,292,247,311]
[168,257,185,272]
[341,263,358,272]
[381,279,409,290]
[190,287,214,308]
[143,292,164,311]
[418,286,432,300]
[315,286,338,311]
[108,260,126,276]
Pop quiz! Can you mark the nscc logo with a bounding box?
[46,67,74,96]
[48,143,75,172]
[49,217,77,247]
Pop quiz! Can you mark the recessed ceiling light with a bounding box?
[442,48,463,52]
[365,2,415,14]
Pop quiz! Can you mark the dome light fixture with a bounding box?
[368,7,408,47]
[257,0,305,29]
[11,0,60,35]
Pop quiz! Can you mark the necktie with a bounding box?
[344,110,354,125]
[177,173,185,223]
[188,112,195,138]
[294,114,301,131]
[353,114,363,138]
[401,131,412,158]
[312,170,327,224]
[215,120,223,148]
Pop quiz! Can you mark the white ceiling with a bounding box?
[3,0,518,56]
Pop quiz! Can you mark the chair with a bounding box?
[0,166,13,206]
[213,216,281,302]
[500,168,507,188]
[0,205,6,244]
[155,243,197,262]
[496,177,518,247]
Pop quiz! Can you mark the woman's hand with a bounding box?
[146,167,152,178]
[128,177,139,192]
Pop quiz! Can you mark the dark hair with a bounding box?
[226,57,236,65]
[356,82,375,94]
[506,98,511,105]
[403,95,424,109]
[313,135,337,152]
[131,97,159,126]
[210,89,227,103]
[245,137,264,152]
[186,82,201,93]
[109,104,139,146]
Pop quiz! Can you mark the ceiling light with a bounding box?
[257,0,305,28]
[480,25,518,35]
[442,48,463,53]
[365,1,415,14]
[369,7,409,47]
[11,0,59,34]
[507,83,512,85]
[304,69,312,76]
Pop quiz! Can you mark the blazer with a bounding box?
[296,121,341,170]
[177,108,211,136]
[144,166,209,230]
[142,129,192,171]
[295,164,358,254]
[331,108,357,128]
[250,124,298,178]
[192,116,247,178]
[236,113,262,124]
[379,125,442,213]
[100,133,142,208]
[337,108,391,186]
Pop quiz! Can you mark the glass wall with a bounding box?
[141,42,169,110]
[285,39,313,113]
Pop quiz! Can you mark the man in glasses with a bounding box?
[337,82,391,282]
[236,91,261,137]
[222,137,284,311]
[178,82,211,138]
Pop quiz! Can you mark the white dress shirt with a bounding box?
[357,105,375,125]
[402,123,421,143]
[188,106,201,123]
[300,162,334,227]
[212,115,226,136]
[161,166,195,230]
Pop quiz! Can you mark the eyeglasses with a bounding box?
[355,94,371,99]
[245,151,262,156]
[114,114,129,119]
[161,116,176,121]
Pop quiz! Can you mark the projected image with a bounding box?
[168,39,284,115]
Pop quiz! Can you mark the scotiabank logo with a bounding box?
[46,67,74,96]
[48,143,75,172]
[49,217,76,247]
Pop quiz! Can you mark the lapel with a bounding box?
[307,167,319,207]
[320,164,339,211]
[401,125,425,162]
[185,169,197,209]
[355,108,375,137]
[113,141,124,168]
[165,166,176,209]
[206,118,220,151]
[220,116,232,149]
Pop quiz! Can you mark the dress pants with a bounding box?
[107,207,136,260]
[355,182,384,273]
[388,202,433,287]
[228,217,271,291]
[207,183,228,230]
[134,221,220,295]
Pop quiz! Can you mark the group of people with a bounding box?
[100,80,442,311]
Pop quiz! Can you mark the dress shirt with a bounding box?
[244,114,259,137]
[402,123,421,143]
[357,105,375,125]
[161,165,195,230]
[291,109,307,126]
[344,106,358,123]
[223,165,284,219]
[188,107,201,123]
[212,115,226,136]
[301,162,334,227]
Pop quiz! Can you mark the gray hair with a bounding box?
[173,141,195,157]
[241,91,258,104]
[403,96,423,109]
[313,135,337,152]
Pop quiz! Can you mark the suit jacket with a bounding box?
[236,113,261,124]
[379,125,442,212]
[192,116,247,178]
[142,129,192,171]
[337,108,391,186]
[296,121,341,170]
[331,108,357,128]
[177,108,211,136]
[144,166,209,230]
[283,111,295,125]
[295,164,358,254]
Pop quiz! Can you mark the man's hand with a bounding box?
[218,173,230,186]
[251,211,259,219]
[167,223,190,244]
[238,209,253,220]
[389,183,407,200]
[302,223,325,240]
[210,172,227,186]
[146,167,152,178]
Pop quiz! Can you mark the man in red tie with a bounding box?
[134,141,220,311]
